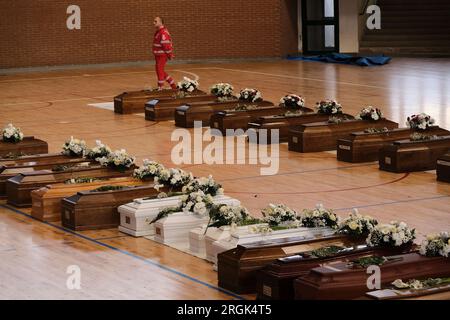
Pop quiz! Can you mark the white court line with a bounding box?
[0,70,199,107]
[0,68,204,83]
[208,67,389,90]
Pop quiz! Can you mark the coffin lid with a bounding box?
[237,233,344,250]
[393,135,450,146]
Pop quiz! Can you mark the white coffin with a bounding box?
[118,195,184,237]
[209,225,336,266]
[153,195,240,245]
[118,194,239,237]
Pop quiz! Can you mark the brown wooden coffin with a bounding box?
[217,234,350,294]
[256,243,412,300]
[174,100,274,128]
[210,107,315,136]
[337,126,450,163]
[31,177,146,222]
[114,89,206,114]
[6,165,133,207]
[0,136,48,158]
[0,157,92,199]
[379,136,450,173]
[60,184,159,230]
[145,95,228,121]
[0,153,82,167]
[436,153,450,183]
[247,113,354,143]
[294,253,450,300]
[288,119,399,153]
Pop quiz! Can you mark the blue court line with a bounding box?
[333,195,450,211]
[0,204,245,300]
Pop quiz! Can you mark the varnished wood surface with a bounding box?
[0,58,449,299]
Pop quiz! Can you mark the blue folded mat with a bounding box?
[287,53,391,66]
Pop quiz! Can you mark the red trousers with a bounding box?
[155,55,176,89]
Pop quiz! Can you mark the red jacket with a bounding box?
[153,26,174,58]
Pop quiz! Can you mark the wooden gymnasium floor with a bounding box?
[0,58,449,299]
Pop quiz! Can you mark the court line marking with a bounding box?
[208,67,390,90]
[0,204,244,300]
[0,69,199,107]
[225,173,410,195]
[333,195,450,211]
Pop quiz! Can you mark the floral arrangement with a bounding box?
[311,245,346,258]
[392,277,450,290]
[364,127,389,134]
[93,185,127,192]
[210,83,234,98]
[279,94,305,110]
[410,132,438,141]
[62,136,87,157]
[86,140,111,161]
[249,225,273,235]
[239,88,262,103]
[2,124,24,143]
[419,232,449,257]
[316,100,342,115]
[133,159,165,180]
[261,203,299,228]
[208,204,250,228]
[338,209,378,237]
[177,77,199,93]
[182,175,223,197]
[351,256,387,268]
[97,149,135,172]
[64,177,101,184]
[149,190,214,225]
[355,106,383,121]
[299,203,339,229]
[406,113,435,130]
[154,168,194,191]
[232,104,259,111]
[366,221,416,247]
[328,116,345,124]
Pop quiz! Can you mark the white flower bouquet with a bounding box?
[208,204,250,228]
[62,136,87,157]
[279,94,305,109]
[338,209,378,237]
[133,159,165,180]
[419,232,450,257]
[2,123,24,143]
[210,83,234,98]
[180,190,214,216]
[316,99,342,115]
[86,140,111,161]
[299,203,339,229]
[406,113,435,130]
[97,149,135,172]
[239,88,262,103]
[154,168,194,191]
[177,77,199,93]
[261,203,299,228]
[392,277,450,291]
[356,106,383,121]
[366,221,416,247]
[182,175,223,196]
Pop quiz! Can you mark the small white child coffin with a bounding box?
[154,195,240,245]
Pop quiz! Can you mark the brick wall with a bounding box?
[0,0,298,69]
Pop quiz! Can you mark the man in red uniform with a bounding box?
[153,17,176,90]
